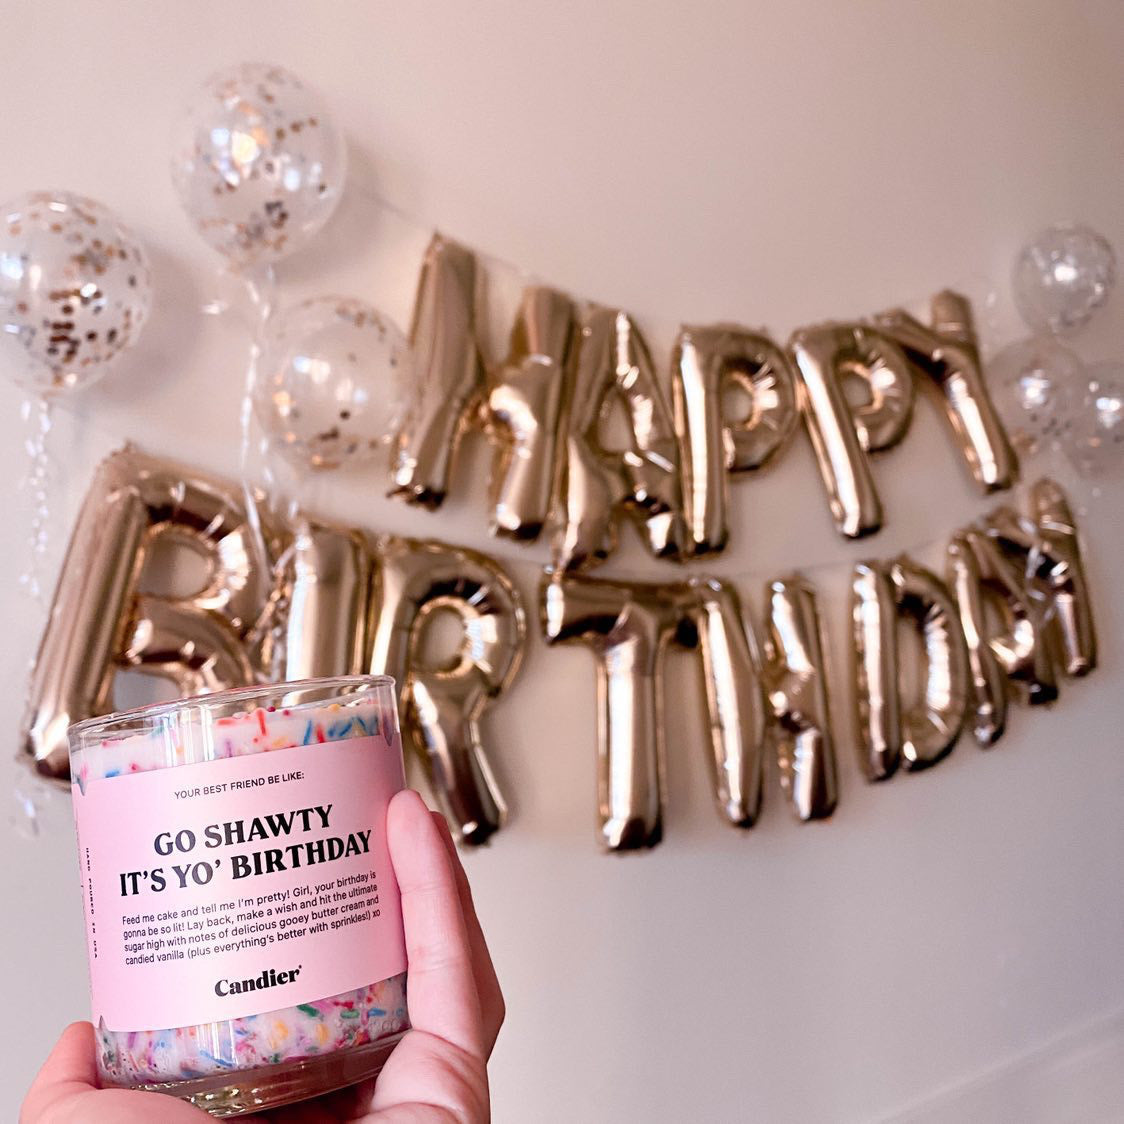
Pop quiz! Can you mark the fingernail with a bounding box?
[392,788,428,815]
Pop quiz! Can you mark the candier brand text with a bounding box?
[215,964,303,997]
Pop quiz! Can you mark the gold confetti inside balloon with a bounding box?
[0,191,152,394]
[171,63,347,268]
[253,296,413,470]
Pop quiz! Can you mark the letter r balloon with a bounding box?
[368,537,525,847]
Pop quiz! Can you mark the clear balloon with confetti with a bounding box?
[1062,362,1124,479]
[0,190,152,601]
[0,190,152,394]
[253,296,413,471]
[1013,224,1116,336]
[171,62,347,269]
[989,335,1082,456]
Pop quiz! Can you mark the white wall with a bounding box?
[3,3,1123,1120]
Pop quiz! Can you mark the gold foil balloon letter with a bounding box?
[24,447,274,778]
[369,537,525,845]
[762,576,838,822]
[849,562,901,782]
[390,235,484,508]
[672,325,798,555]
[553,306,687,572]
[850,556,970,780]
[949,478,1096,747]
[948,528,1056,747]
[687,578,769,828]
[1026,478,1096,677]
[543,571,803,847]
[487,286,574,540]
[790,324,914,538]
[876,290,1018,493]
[541,572,696,849]
[281,520,373,680]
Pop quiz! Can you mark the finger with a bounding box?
[430,812,504,1039]
[369,1029,489,1121]
[387,789,484,1060]
[430,812,505,1055]
[30,1022,98,1091]
[22,1023,208,1124]
[21,1022,98,1119]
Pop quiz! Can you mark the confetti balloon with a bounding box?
[989,336,1081,455]
[1013,224,1116,335]
[253,296,412,470]
[0,191,152,394]
[1062,362,1123,479]
[171,63,346,269]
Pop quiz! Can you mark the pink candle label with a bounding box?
[72,735,407,1032]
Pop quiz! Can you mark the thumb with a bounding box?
[21,1022,98,1121]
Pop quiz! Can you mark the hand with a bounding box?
[21,789,504,1123]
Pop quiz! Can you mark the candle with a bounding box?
[69,676,410,1117]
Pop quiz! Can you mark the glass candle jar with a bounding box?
[68,676,410,1117]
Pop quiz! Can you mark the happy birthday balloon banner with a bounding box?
[24,446,1095,850]
[389,236,1019,567]
[4,59,1108,854]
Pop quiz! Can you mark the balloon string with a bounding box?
[232,264,329,677]
[479,479,1064,587]
[239,260,275,530]
[355,186,1002,349]
[18,395,53,605]
[237,263,290,680]
[362,188,533,290]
